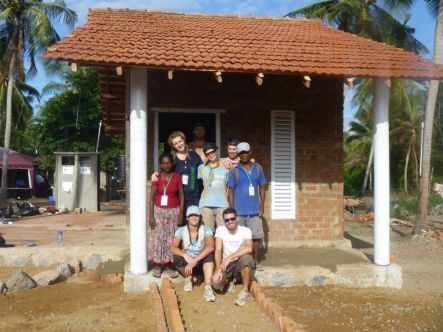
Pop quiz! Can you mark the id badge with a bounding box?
[249,185,255,196]
[182,174,189,185]
[161,195,168,206]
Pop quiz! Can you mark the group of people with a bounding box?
[148,124,266,305]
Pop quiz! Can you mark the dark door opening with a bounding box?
[158,112,216,155]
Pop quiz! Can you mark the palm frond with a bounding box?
[424,0,439,19]
[37,0,78,29]
[41,81,70,96]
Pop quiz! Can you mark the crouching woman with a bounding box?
[171,205,216,302]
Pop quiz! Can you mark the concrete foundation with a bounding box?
[0,246,127,268]
[123,272,155,293]
[256,247,403,289]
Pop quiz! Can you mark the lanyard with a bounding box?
[161,173,173,195]
[238,164,254,186]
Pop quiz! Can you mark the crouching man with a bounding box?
[212,207,254,306]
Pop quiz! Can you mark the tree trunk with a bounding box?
[360,139,374,195]
[415,0,443,234]
[404,139,411,195]
[0,52,16,203]
[412,141,419,191]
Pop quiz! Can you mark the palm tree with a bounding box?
[287,0,427,54]
[0,0,77,201]
[415,0,443,233]
[390,81,425,194]
[0,80,40,147]
[346,86,373,195]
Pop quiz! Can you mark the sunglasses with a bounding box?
[224,217,236,223]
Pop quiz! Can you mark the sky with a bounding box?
[29,0,437,128]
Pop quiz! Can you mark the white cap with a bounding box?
[237,142,251,153]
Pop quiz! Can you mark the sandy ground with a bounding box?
[173,280,278,332]
[259,216,443,331]
[264,286,443,332]
[343,214,443,295]
[0,278,157,332]
[1,204,442,331]
[0,209,127,248]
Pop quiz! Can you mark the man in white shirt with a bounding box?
[212,207,254,306]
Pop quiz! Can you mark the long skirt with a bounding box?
[148,205,180,265]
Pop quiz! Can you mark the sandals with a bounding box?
[164,267,179,278]
[151,266,179,278]
[152,266,161,278]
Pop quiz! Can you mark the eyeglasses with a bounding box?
[224,217,236,223]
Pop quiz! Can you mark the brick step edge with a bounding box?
[161,278,185,332]
[250,281,306,332]
[149,282,168,332]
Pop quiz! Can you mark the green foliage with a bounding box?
[344,166,365,196]
[0,0,77,79]
[0,80,39,150]
[287,0,427,54]
[29,67,124,173]
[391,192,443,218]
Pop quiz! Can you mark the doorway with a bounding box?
[153,108,224,171]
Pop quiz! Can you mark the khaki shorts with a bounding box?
[238,215,264,239]
[212,254,255,291]
[200,207,225,231]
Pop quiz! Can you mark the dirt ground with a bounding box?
[343,213,443,295]
[260,216,443,331]
[173,281,278,332]
[0,277,157,332]
[0,209,127,248]
[264,285,443,332]
[1,205,443,331]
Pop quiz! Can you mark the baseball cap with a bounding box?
[203,142,218,155]
[186,205,201,217]
[237,142,251,153]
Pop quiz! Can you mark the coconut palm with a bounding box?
[346,78,425,195]
[346,87,373,195]
[287,0,427,54]
[390,81,425,194]
[0,0,77,201]
[0,80,40,147]
[415,0,443,233]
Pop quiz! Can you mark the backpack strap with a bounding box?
[254,163,263,179]
[230,166,239,183]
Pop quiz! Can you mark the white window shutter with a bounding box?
[271,110,296,219]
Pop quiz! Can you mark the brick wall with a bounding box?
[147,69,344,245]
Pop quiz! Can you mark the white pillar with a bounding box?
[373,78,390,266]
[129,67,148,274]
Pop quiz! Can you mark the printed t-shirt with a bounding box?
[174,151,202,202]
[214,225,252,259]
[174,225,213,258]
[228,163,266,216]
[197,163,229,208]
[153,172,181,208]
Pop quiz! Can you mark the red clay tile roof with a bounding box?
[44,9,443,79]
